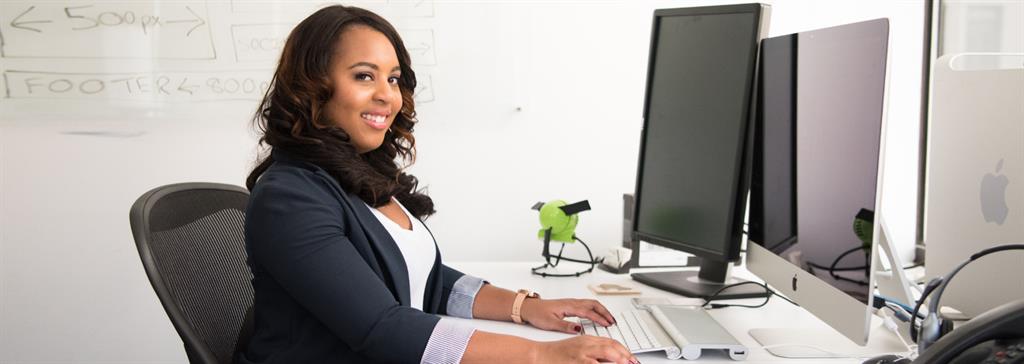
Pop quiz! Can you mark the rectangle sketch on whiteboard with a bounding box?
[414,71,434,104]
[231,23,292,62]
[355,0,436,19]
[402,29,437,66]
[3,70,272,101]
[0,1,216,60]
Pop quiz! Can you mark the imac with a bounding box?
[923,53,1024,318]
[747,18,912,356]
[629,3,770,300]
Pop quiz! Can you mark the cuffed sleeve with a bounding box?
[420,319,477,364]
[445,274,487,319]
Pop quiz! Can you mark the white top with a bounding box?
[366,199,437,310]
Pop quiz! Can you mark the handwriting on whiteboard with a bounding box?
[0,2,214,59]
[4,70,271,101]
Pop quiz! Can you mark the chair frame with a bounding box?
[130,182,250,364]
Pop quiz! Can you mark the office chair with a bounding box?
[130,182,254,364]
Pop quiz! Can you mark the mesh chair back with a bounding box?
[130,183,254,364]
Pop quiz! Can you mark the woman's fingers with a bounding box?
[566,306,612,326]
[587,337,636,364]
[562,299,615,326]
[561,318,583,334]
[585,299,617,325]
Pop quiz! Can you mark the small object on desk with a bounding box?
[588,283,641,295]
[530,200,602,277]
[598,247,634,274]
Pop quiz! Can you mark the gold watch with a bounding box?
[511,289,540,324]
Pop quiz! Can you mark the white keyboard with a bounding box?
[574,305,750,361]
[576,309,667,352]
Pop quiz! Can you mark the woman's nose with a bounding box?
[373,80,397,104]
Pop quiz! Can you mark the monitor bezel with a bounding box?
[631,3,766,262]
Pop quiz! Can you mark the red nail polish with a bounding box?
[573,325,582,333]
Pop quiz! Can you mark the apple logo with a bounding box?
[792,274,798,291]
[980,159,1010,225]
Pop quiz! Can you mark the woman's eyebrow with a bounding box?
[348,62,401,73]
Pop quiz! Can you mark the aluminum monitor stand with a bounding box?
[749,217,918,358]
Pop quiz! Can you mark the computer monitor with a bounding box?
[923,53,1024,318]
[629,3,770,300]
[747,18,898,349]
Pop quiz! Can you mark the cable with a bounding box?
[909,278,943,342]
[701,280,799,310]
[909,243,1024,346]
[875,294,919,315]
[876,308,917,356]
[805,246,870,286]
[531,235,602,277]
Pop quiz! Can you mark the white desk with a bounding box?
[445,261,887,363]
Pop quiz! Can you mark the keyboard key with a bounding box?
[618,318,642,349]
[624,311,653,349]
[608,323,627,346]
[632,310,661,348]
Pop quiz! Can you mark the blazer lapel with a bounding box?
[345,191,411,307]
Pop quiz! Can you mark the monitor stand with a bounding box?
[750,217,918,358]
[749,322,909,358]
[631,257,771,300]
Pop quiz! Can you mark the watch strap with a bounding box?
[511,289,539,324]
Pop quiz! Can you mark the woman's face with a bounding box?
[326,25,404,153]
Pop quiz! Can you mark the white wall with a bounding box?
[0,0,924,362]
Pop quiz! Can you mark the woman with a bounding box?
[241,5,639,364]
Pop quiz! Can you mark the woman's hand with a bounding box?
[534,336,639,364]
[520,298,617,334]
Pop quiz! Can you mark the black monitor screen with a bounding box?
[633,7,760,260]
[751,19,889,304]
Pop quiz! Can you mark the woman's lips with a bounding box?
[361,112,389,130]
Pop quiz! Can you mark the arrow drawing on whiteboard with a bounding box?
[177,77,199,95]
[11,6,52,33]
[164,6,206,36]
[408,43,431,55]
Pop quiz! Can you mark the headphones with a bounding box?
[910,243,1024,353]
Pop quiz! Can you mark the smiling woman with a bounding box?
[240,5,637,364]
[246,5,428,215]
[326,26,404,154]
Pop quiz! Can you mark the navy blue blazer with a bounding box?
[239,151,466,364]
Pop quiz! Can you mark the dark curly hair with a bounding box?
[246,5,434,219]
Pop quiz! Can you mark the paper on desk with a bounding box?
[588,283,641,295]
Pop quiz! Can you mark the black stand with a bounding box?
[531,229,602,277]
[631,258,770,300]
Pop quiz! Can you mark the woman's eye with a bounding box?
[356,73,373,81]
[388,76,400,85]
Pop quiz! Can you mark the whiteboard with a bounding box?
[0,1,444,105]
[0,1,925,362]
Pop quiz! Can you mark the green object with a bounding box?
[538,200,578,243]
[853,208,874,249]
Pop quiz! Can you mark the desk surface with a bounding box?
[446,261,881,364]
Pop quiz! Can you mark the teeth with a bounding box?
[361,113,386,124]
